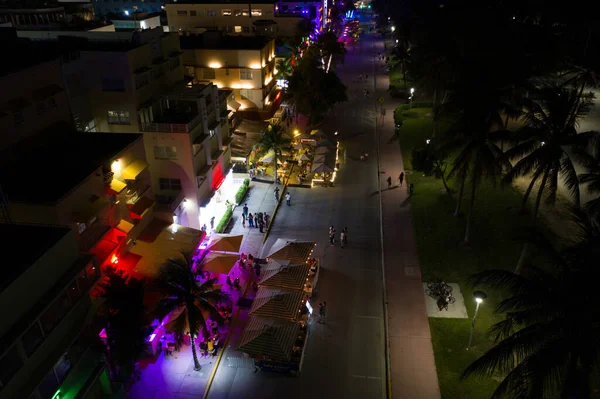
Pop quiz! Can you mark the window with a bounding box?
[203,68,215,79]
[241,9,249,16]
[107,110,130,125]
[190,10,196,16]
[234,9,242,16]
[177,10,187,15]
[234,25,242,33]
[243,26,250,33]
[186,66,195,77]
[240,69,253,80]
[22,322,45,357]
[159,178,182,190]
[77,222,86,234]
[222,9,231,16]
[101,77,125,92]
[153,146,178,160]
[251,9,262,16]
[0,346,24,387]
[207,9,216,16]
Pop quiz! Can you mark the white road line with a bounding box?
[356,315,381,319]
[352,375,383,380]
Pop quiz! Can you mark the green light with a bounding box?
[52,391,61,399]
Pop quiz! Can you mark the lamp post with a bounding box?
[409,88,415,109]
[467,290,487,350]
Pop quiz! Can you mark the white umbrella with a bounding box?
[314,146,331,155]
[259,149,275,163]
[316,139,335,148]
[296,152,310,161]
[311,163,334,173]
[313,154,327,164]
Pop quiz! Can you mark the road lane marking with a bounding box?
[352,375,383,380]
[356,315,381,319]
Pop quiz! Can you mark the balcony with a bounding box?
[141,113,202,133]
[155,191,184,214]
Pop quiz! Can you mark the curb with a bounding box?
[263,164,295,244]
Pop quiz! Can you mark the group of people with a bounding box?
[360,150,370,161]
[241,203,269,233]
[275,186,292,206]
[386,172,405,188]
[329,226,348,248]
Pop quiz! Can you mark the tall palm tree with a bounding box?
[316,30,346,72]
[462,208,600,399]
[257,123,292,184]
[275,56,293,83]
[153,252,230,371]
[502,85,596,272]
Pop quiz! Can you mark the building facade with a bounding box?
[94,0,164,18]
[180,32,277,110]
[0,224,110,399]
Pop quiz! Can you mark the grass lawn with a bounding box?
[396,107,533,399]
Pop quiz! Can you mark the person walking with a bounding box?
[264,213,270,228]
[329,227,335,246]
[210,216,215,230]
[340,229,346,248]
[274,186,280,200]
[254,213,259,228]
[248,213,254,228]
[243,203,249,218]
[399,172,405,187]
[241,214,246,228]
[285,192,291,206]
[258,217,264,233]
[387,176,392,188]
[343,227,348,246]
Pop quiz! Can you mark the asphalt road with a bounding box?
[206,24,389,399]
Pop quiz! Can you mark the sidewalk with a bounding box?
[372,38,441,398]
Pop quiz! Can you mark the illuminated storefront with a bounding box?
[198,170,243,230]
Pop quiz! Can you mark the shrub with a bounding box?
[215,206,233,233]
[411,147,434,175]
[235,179,251,204]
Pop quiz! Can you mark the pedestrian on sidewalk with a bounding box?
[248,213,254,228]
[210,216,215,230]
[329,227,335,246]
[343,227,348,246]
[243,203,248,218]
[340,230,346,248]
[274,186,280,200]
[285,192,291,206]
[264,213,270,228]
[258,217,264,233]
[254,213,260,228]
[241,214,246,228]
[387,176,392,188]
[399,172,405,187]
[318,303,324,323]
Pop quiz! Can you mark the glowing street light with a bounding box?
[467,291,487,350]
[409,87,415,108]
[124,10,129,15]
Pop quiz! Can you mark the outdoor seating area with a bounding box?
[236,239,317,374]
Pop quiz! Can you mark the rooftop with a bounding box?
[110,11,163,21]
[0,224,71,292]
[0,31,61,77]
[0,129,142,204]
[179,33,271,50]
[0,0,63,10]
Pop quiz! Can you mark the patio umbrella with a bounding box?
[296,152,310,162]
[259,150,275,163]
[293,142,308,150]
[266,239,316,262]
[206,234,244,253]
[316,139,335,148]
[202,253,239,275]
[313,154,327,164]
[310,129,327,139]
[311,163,334,173]
[314,146,332,155]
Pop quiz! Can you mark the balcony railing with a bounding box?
[141,114,202,133]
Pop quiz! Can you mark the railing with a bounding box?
[79,224,111,252]
[141,114,202,133]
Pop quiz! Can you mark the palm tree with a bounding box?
[462,208,600,399]
[503,85,595,220]
[316,30,346,72]
[577,136,600,216]
[153,252,231,371]
[257,123,292,184]
[275,56,293,83]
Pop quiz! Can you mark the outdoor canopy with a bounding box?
[267,239,316,263]
[259,259,312,291]
[296,152,310,162]
[237,316,300,361]
[249,286,305,320]
[314,146,332,155]
[206,234,243,253]
[316,139,336,148]
[201,253,239,275]
[310,129,327,139]
[311,163,334,173]
[259,150,283,164]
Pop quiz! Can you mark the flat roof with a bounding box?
[111,11,162,21]
[179,34,271,50]
[0,33,61,77]
[0,224,72,293]
[0,130,142,204]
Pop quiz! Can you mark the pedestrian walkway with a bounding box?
[373,38,441,398]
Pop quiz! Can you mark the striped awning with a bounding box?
[266,240,316,263]
[259,259,311,291]
[237,316,300,361]
[249,286,305,320]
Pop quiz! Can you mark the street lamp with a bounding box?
[467,290,487,350]
[409,88,415,109]
[426,139,431,145]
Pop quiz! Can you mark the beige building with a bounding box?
[18,28,185,134]
[0,33,73,150]
[0,224,111,399]
[165,0,304,37]
[0,132,154,264]
[181,32,277,110]
[142,83,234,229]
